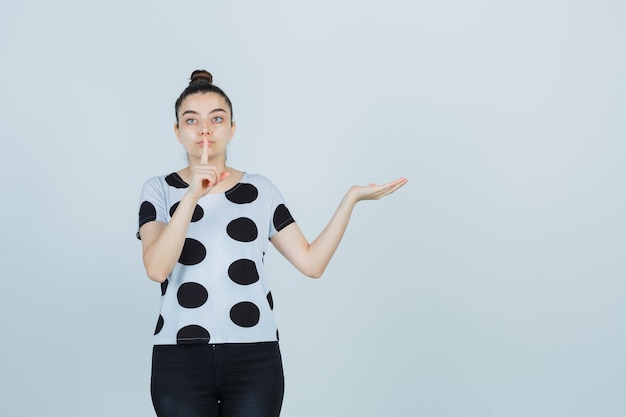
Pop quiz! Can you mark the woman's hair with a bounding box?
[174,70,234,123]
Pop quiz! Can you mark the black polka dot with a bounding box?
[169,202,204,222]
[177,282,209,308]
[228,259,259,285]
[178,238,206,265]
[177,325,210,344]
[276,329,280,341]
[138,201,156,228]
[273,204,295,232]
[267,291,274,310]
[161,279,169,296]
[225,183,258,204]
[227,218,258,242]
[154,315,164,335]
[165,173,189,189]
[230,302,260,328]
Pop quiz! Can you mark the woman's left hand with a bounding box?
[348,177,408,202]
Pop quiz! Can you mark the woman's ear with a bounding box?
[174,122,182,143]
[228,121,237,142]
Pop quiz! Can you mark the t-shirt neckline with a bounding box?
[169,171,248,195]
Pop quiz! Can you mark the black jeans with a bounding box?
[151,342,284,417]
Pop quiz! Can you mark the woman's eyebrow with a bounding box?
[181,108,226,116]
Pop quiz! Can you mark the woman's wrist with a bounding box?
[343,187,360,207]
[182,190,201,205]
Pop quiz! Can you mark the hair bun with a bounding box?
[189,69,213,84]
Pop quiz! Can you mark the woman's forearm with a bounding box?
[142,193,199,282]
[304,192,358,277]
[270,190,359,278]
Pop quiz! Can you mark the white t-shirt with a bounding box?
[137,172,295,345]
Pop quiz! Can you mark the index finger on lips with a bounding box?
[201,138,209,164]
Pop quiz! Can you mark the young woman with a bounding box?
[137,70,407,417]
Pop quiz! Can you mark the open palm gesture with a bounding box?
[348,177,408,202]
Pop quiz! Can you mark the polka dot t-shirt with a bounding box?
[137,172,295,345]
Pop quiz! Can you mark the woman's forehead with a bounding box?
[180,92,229,112]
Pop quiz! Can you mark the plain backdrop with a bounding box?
[1,1,625,416]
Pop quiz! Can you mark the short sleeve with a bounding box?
[136,177,168,239]
[265,178,295,239]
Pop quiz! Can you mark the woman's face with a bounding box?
[174,92,236,162]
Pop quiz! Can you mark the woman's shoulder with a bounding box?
[143,172,189,189]
[242,172,278,189]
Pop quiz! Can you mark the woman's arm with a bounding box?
[140,141,229,282]
[139,193,201,282]
[270,177,407,278]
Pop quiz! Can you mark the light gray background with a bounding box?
[1,1,624,416]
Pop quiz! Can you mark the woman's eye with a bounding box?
[185,118,197,125]
[212,116,223,123]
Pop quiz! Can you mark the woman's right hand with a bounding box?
[187,138,230,200]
